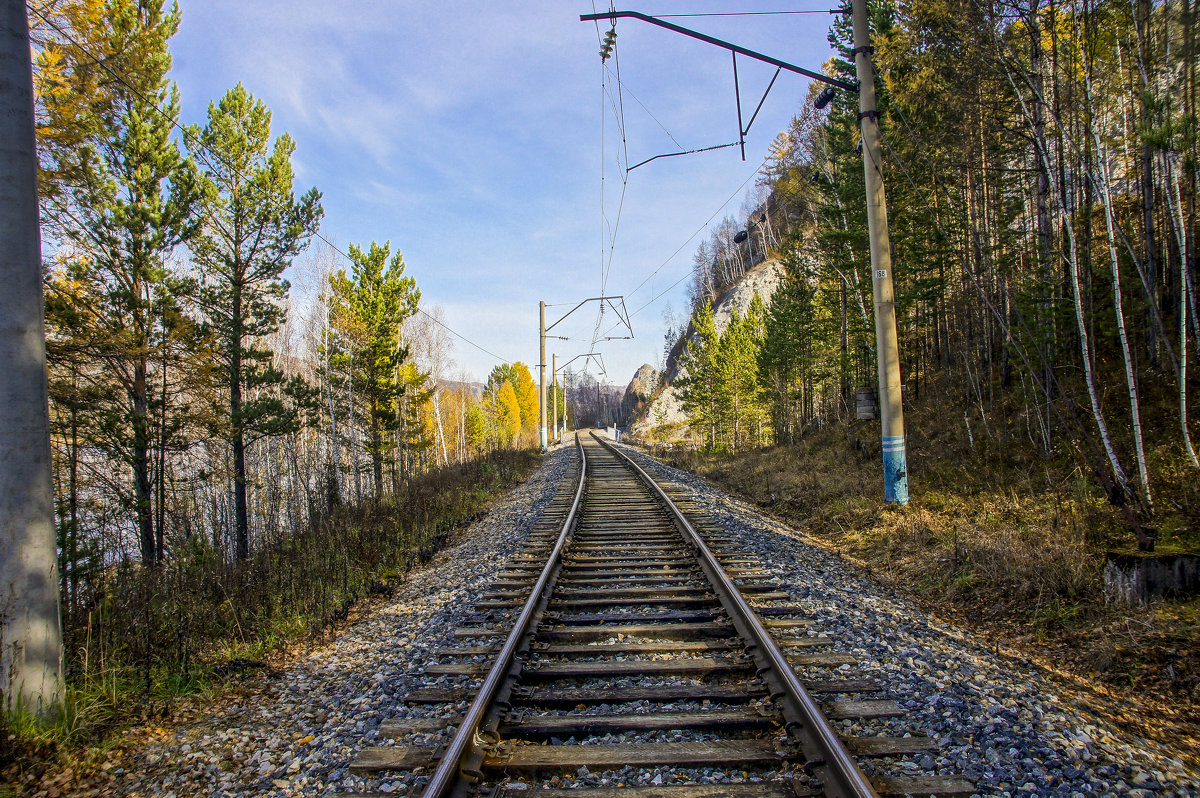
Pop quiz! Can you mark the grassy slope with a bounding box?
[658,390,1200,757]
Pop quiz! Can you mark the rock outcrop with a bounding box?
[620,363,661,424]
[634,258,787,438]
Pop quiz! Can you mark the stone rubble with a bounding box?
[99,446,572,798]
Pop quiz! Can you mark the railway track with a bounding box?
[350,433,974,797]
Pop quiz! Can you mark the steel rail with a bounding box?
[595,434,878,798]
[420,434,587,798]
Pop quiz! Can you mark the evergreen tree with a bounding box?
[34,0,182,213]
[720,297,768,449]
[465,402,489,452]
[42,0,202,564]
[551,377,566,430]
[189,83,323,559]
[759,262,819,444]
[675,302,721,448]
[329,242,420,500]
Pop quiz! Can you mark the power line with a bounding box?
[652,11,838,17]
[588,153,767,345]
[28,3,514,367]
[626,153,768,309]
[610,70,684,151]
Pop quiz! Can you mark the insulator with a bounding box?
[813,85,838,110]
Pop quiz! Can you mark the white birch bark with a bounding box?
[1096,145,1152,506]
[1084,95,1151,507]
[1166,154,1200,469]
[1065,221,1134,500]
[434,390,449,467]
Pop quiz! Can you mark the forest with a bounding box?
[663,0,1199,553]
[11,0,1200,760]
[23,0,582,733]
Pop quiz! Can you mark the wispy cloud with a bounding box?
[172,0,836,381]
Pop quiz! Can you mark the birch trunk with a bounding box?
[323,301,341,503]
[1089,147,1152,504]
[1090,127,1151,508]
[1167,155,1200,469]
[1076,25,1151,508]
[434,391,449,467]
[1065,220,1134,503]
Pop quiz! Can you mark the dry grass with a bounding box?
[0,449,542,779]
[662,407,1200,755]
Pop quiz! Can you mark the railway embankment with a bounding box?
[617,440,1200,793]
[7,449,573,797]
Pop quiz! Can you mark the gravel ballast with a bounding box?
[61,445,573,798]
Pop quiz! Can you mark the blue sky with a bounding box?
[169,1,839,385]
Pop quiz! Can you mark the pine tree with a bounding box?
[722,296,768,449]
[329,241,420,500]
[465,402,489,452]
[34,0,180,213]
[675,302,721,448]
[42,0,202,564]
[760,263,819,444]
[188,83,323,559]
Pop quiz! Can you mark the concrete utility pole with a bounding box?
[551,353,558,444]
[852,0,908,505]
[538,301,548,452]
[0,0,64,713]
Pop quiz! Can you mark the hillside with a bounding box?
[655,398,1200,761]
[634,257,786,437]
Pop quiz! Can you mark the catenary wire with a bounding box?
[591,151,769,344]
[652,11,837,17]
[627,152,769,308]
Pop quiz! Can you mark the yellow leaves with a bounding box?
[511,361,539,430]
[495,381,522,444]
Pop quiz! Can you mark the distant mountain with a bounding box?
[439,378,485,398]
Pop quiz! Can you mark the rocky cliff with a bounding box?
[634,258,787,438]
[620,363,661,424]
